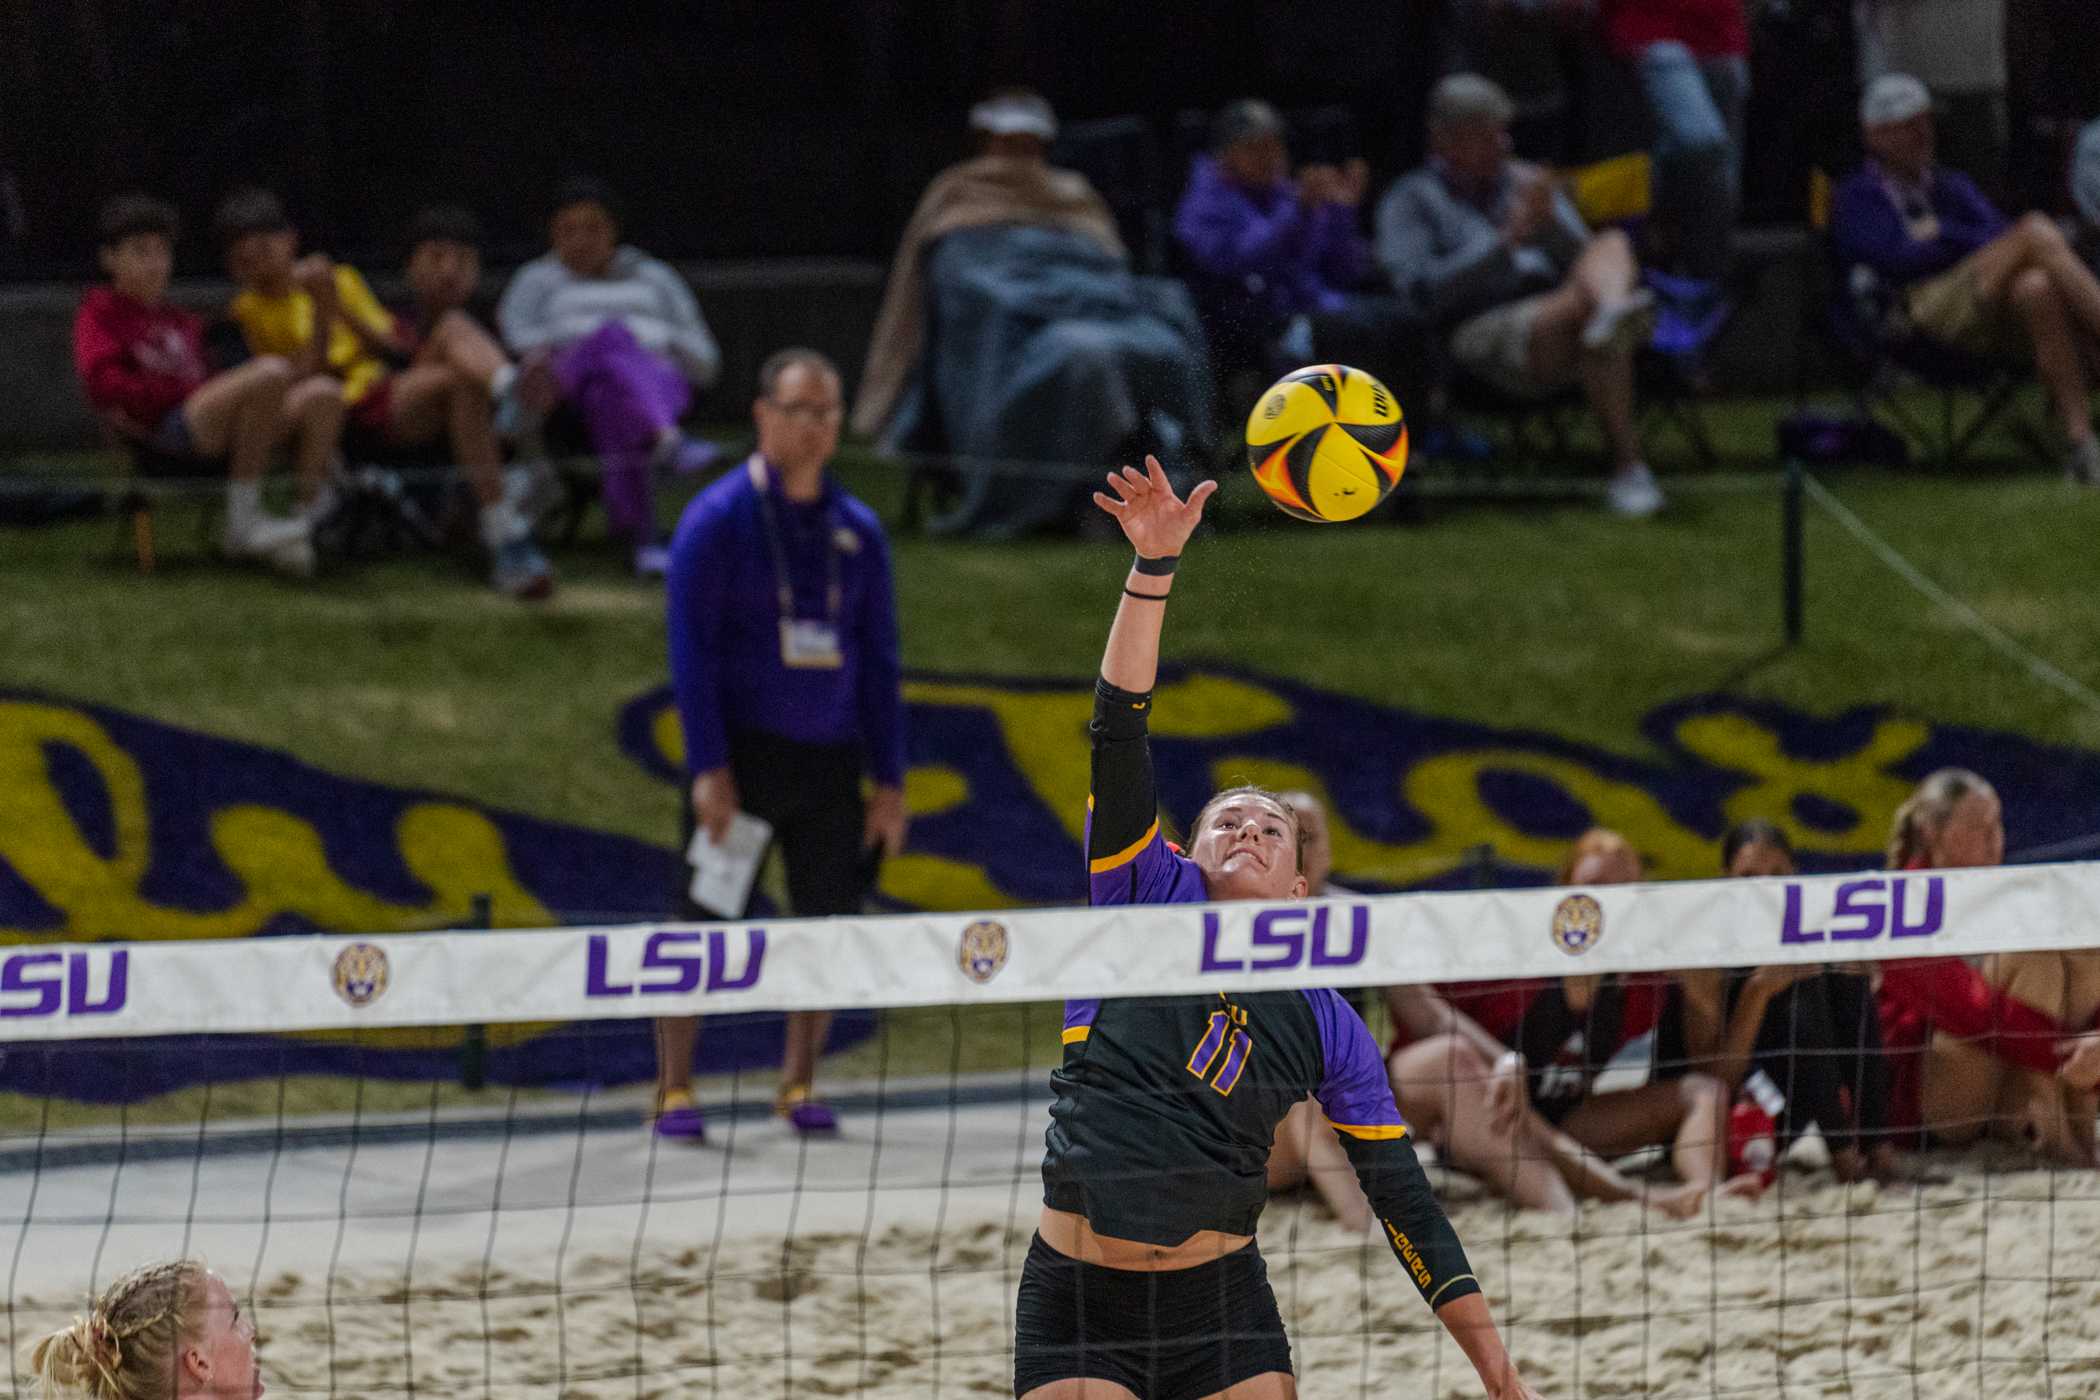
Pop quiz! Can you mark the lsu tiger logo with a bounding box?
[1551,894,1604,956]
[957,919,1010,984]
[332,942,392,1007]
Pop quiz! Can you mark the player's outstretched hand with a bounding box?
[1092,455,1216,560]
[1487,1376,1546,1400]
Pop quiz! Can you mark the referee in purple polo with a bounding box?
[654,347,907,1140]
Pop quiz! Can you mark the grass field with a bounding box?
[7,391,2100,1125]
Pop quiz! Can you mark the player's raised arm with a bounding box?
[1093,454,1216,692]
[1085,456,1216,907]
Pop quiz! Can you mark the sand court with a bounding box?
[6,1079,2099,1398]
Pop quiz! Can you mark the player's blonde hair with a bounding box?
[1195,784,1308,874]
[23,1259,211,1400]
[1887,768,1996,870]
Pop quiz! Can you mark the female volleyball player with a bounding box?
[1878,769,2100,1164]
[1662,820,1898,1184]
[25,1258,262,1399]
[1015,456,1540,1400]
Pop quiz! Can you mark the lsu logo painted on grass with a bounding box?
[0,693,686,1101]
[619,665,2100,909]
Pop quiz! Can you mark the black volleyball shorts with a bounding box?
[1013,1233,1293,1399]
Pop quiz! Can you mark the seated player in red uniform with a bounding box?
[1016,456,1540,1400]
[1878,769,2100,1165]
[1384,829,1748,1217]
[1658,821,1899,1184]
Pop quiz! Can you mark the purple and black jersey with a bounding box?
[1041,678,1480,1312]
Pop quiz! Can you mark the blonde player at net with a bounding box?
[23,1258,261,1399]
[1015,455,1541,1399]
[1265,791,1375,1234]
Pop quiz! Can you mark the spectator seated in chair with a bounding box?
[497,177,723,578]
[394,205,558,547]
[1172,98,1409,385]
[852,89,1212,540]
[1376,74,1665,518]
[73,193,330,576]
[1832,75,2100,485]
[216,187,551,598]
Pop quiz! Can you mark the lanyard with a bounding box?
[749,455,842,624]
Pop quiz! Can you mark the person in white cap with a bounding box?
[1833,72,2100,484]
[851,88,1122,440]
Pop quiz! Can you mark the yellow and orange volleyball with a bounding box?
[1244,364,1407,523]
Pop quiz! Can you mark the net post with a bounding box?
[458,893,491,1090]
[1782,455,1804,645]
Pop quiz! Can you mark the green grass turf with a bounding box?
[6,390,2100,1128]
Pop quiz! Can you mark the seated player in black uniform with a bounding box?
[1015,455,1541,1400]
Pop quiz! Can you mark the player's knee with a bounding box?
[2019,211,2064,248]
[1594,228,1634,260]
[2009,266,2054,309]
[1389,1033,1491,1104]
[290,375,344,414]
[245,355,295,392]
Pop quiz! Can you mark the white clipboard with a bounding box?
[686,811,773,919]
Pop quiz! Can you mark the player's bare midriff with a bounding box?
[1037,1205,1253,1271]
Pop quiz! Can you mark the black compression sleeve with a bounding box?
[1337,1131,1481,1311]
[1087,678,1157,861]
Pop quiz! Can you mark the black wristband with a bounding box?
[1122,586,1169,601]
[1132,553,1180,577]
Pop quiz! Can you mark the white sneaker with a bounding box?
[1582,289,1658,356]
[2063,437,2100,487]
[1606,464,1665,519]
[224,513,315,575]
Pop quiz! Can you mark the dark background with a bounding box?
[1,0,2094,280]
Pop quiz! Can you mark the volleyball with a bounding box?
[1244,364,1407,523]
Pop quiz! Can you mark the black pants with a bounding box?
[678,730,868,920]
[1013,1234,1292,1399]
[1656,971,1891,1152]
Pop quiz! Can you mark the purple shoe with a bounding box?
[653,1092,706,1142]
[775,1088,839,1135]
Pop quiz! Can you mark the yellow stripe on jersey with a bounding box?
[1427,1274,1478,1307]
[1061,1025,1092,1044]
[1326,1118,1409,1141]
[1087,819,1159,874]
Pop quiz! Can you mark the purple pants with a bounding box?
[554,321,693,539]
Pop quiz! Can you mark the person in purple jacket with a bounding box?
[1833,73,2100,483]
[656,347,908,1142]
[1015,454,1541,1399]
[1172,99,1404,382]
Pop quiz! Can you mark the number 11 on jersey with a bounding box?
[1187,1008,1253,1096]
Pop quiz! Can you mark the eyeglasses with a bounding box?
[767,399,844,424]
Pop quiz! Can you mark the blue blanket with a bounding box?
[887,224,1213,539]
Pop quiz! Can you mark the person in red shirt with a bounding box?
[1878,769,2100,1165]
[1594,0,1751,285]
[72,194,332,573]
[1385,828,1749,1215]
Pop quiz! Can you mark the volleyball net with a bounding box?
[6,862,2100,1397]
